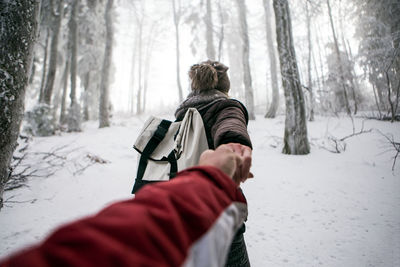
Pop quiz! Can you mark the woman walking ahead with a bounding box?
[175,60,253,267]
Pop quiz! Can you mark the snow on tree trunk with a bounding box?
[42,0,64,105]
[235,0,255,120]
[99,0,114,128]
[67,0,81,132]
[264,0,280,119]
[0,0,41,209]
[205,0,215,60]
[273,0,310,155]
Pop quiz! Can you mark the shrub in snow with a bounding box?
[24,104,56,136]
[67,102,82,132]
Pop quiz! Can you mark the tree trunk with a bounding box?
[312,49,322,108]
[372,83,382,119]
[99,0,114,128]
[39,29,50,103]
[273,0,310,155]
[60,57,69,124]
[69,0,78,107]
[143,24,156,113]
[338,1,358,115]
[306,1,315,121]
[205,0,215,60]
[129,33,138,115]
[0,0,41,209]
[235,0,255,120]
[327,0,351,115]
[217,0,224,62]
[29,56,38,85]
[172,0,183,103]
[42,0,64,105]
[68,0,81,132]
[264,0,280,118]
[136,22,143,114]
[83,71,90,121]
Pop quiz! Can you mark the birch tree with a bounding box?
[273,0,310,154]
[235,0,255,120]
[0,0,41,209]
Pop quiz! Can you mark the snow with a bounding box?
[0,115,399,266]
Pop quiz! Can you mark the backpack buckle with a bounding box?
[154,124,168,141]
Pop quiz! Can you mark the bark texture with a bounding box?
[0,0,41,209]
[273,0,310,155]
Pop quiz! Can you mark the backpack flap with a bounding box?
[133,116,181,182]
[175,108,209,171]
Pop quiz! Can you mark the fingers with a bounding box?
[221,143,253,184]
[200,143,253,186]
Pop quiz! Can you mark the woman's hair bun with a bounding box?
[189,63,218,92]
[201,60,230,93]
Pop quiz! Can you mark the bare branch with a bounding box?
[339,120,372,141]
[376,130,400,171]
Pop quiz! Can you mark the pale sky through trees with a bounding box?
[111,0,358,113]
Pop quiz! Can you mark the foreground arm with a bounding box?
[1,145,250,267]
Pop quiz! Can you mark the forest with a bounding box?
[0,0,399,265]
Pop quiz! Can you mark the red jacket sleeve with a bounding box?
[1,166,247,267]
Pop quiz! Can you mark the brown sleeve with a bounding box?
[211,102,252,149]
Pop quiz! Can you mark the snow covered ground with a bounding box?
[0,115,399,266]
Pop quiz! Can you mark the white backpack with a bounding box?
[131,108,209,193]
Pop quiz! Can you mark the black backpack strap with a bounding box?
[167,150,178,179]
[132,120,172,193]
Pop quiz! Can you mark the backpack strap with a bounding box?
[167,150,178,179]
[133,120,172,193]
